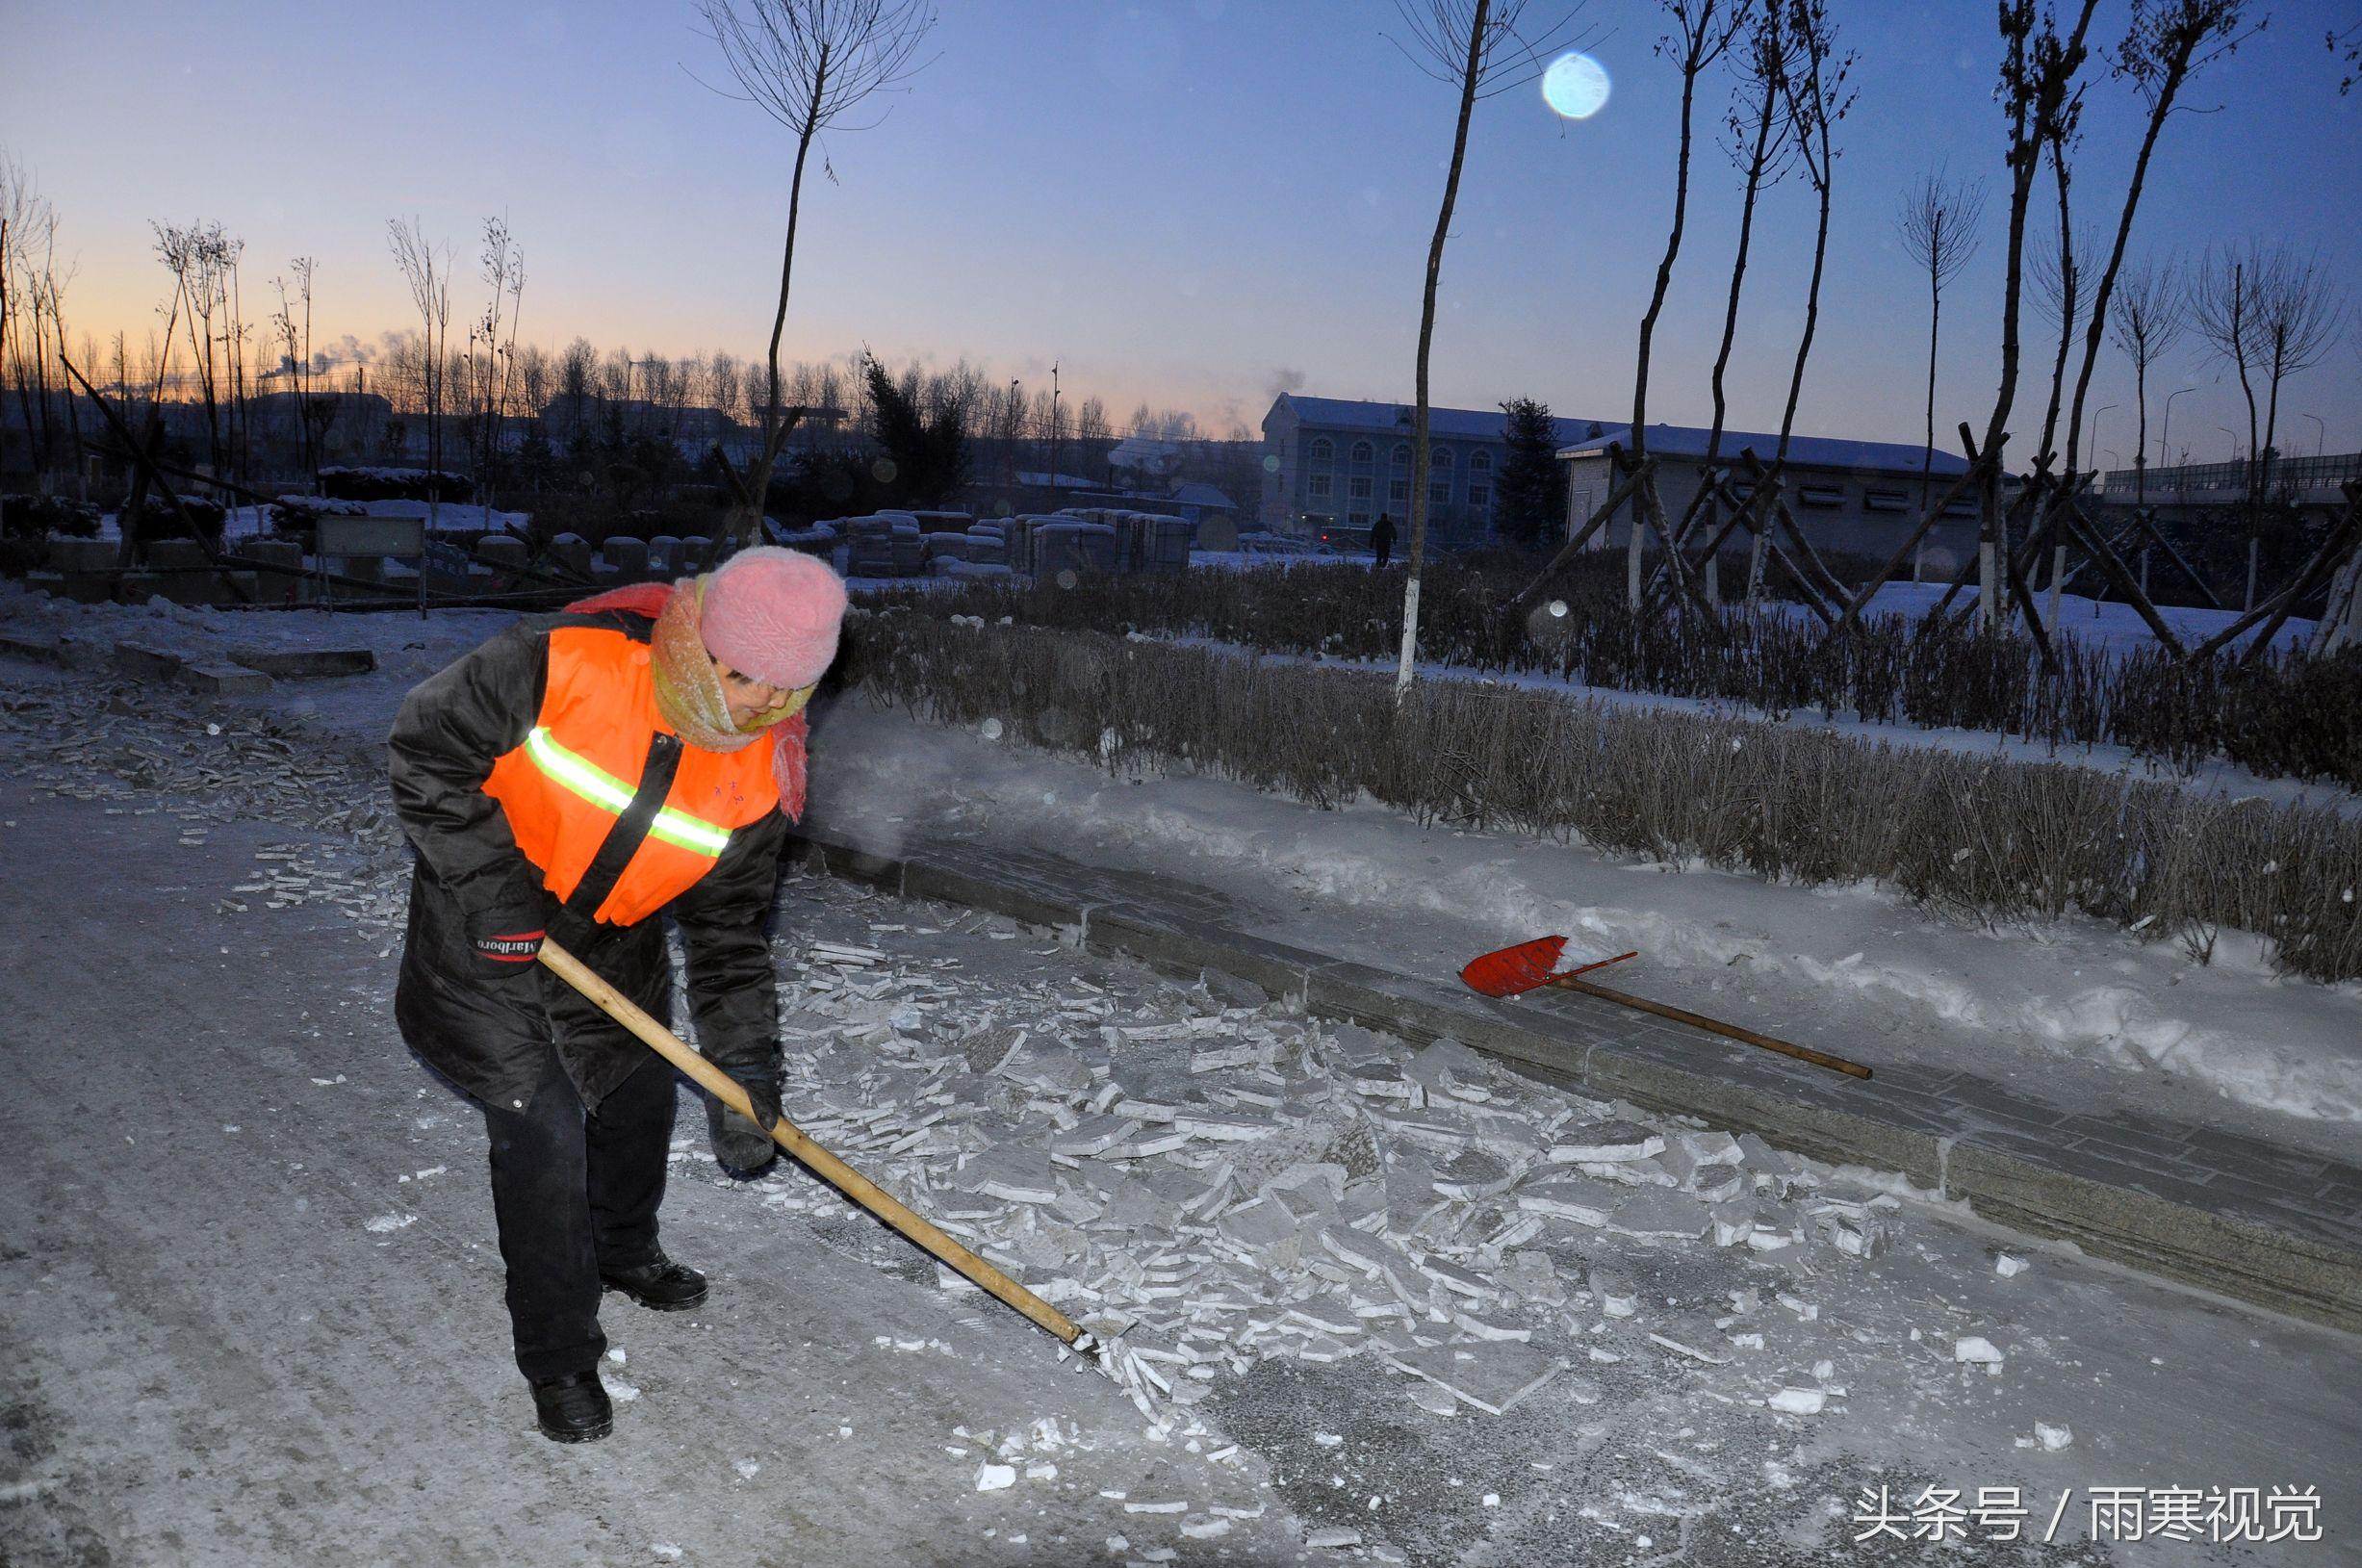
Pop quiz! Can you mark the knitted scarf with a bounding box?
[565,579,810,821]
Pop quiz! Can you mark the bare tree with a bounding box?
[1630,0,1750,456]
[2027,226,2099,465]
[2056,0,2255,533]
[2107,256,2185,507]
[1970,0,2101,630]
[1387,0,1584,693]
[474,217,525,501]
[154,221,241,479]
[2245,247,2346,500]
[697,0,938,550]
[1896,170,1986,524]
[0,153,50,534]
[270,257,321,486]
[1701,1,1795,473]
[1771,0,1852,453]
[2191,242,2344,605]
[387,218,453,532]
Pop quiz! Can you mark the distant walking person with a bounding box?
[1370,512,1396,569]
[388,547,847,1443]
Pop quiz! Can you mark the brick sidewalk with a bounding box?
[789,824,2362,1336]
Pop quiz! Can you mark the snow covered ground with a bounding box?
[0,643,2354,1564]
[808,706,2362,1143]
[9,579,2359,1144]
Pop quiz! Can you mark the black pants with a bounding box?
[1373,540,1391,569]
[478,1043,679,1381]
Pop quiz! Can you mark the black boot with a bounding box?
[706,1095,780,1177]
[530,1370,613,1443]
[600,1253,708,1312]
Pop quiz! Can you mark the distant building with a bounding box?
[1260,394,1610,547]
[1556,423,1976,565]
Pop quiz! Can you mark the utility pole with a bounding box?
[1048,360,1061,512]
[1006,378,1019,493]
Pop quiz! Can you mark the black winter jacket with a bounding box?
[388,611,787,1112]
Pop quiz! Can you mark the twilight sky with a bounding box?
[7,0,2359,462]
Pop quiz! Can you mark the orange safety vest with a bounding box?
[481,626,779,926]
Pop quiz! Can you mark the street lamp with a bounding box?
[2159,384,2198,475]
[2218,425,2241,462]
[2087,403,2118,481]
[2302,413,2325,461]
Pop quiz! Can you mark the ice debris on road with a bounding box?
[741,932,1866,1436]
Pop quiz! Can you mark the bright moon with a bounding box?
[1542,52,1610,119]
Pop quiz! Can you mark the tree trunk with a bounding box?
[1630,18,1713,454]
[1395,0,1487,696]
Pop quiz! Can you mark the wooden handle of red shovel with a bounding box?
[1546,974,1872,1079]
[535,938,1088,1349]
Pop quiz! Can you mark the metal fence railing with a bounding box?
[2099,451,2362,500]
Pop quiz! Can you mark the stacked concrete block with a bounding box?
[47,538,118,573]
[1033,521,1117,578]
[146,538,210,572]
[645,534,682,575]
[600,536,650,578]
[549,532,595,578]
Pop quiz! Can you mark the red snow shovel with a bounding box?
[1460,935,1871,1080]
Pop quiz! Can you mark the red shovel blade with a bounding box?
[1461,936,1637,997]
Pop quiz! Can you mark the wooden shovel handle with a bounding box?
[535,938,1086,1348]
[1546,974,1872,1079]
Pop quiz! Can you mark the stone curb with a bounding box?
[790,825,2362,1337]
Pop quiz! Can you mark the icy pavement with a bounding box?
[2,649,2357,1563]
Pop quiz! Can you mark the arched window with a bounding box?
[1470,450,1493,474]
[1432,446,1455,469]
[1391,443,1411,468]
[1349,440,1374,464]
[1309,437,1333,465]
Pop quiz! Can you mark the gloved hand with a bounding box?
[466,902,548,979]
[706,1067,783,1177]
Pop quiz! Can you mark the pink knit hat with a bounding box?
[699,547,848,689]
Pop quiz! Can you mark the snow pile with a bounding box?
[813,707,2362,1126]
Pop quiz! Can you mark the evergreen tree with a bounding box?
[1494,397,1559,547]
[862,353,970,507]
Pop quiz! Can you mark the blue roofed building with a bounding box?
[1558,423,1977,568]
[1260,394,1612,549]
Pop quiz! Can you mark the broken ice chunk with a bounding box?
[1380,1342,1564,1415]
[2035,1422,2073,1451]
[1995,1252,2028,1277]
[1589,1267,1639,1318]
[1767,1387,1825,1415]
[1606,1186,1709,1241]
[1549,1119,1665,1164]
[1953,1336,2004,1371]
[1517,1177,1619,1227]
[1431,1148,1517,1201]
[975,1463,1016,1492]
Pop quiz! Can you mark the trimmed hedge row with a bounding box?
[840,610,2362,985]
[863,557,2362,791]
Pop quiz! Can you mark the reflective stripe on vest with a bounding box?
[524,725,732,858]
